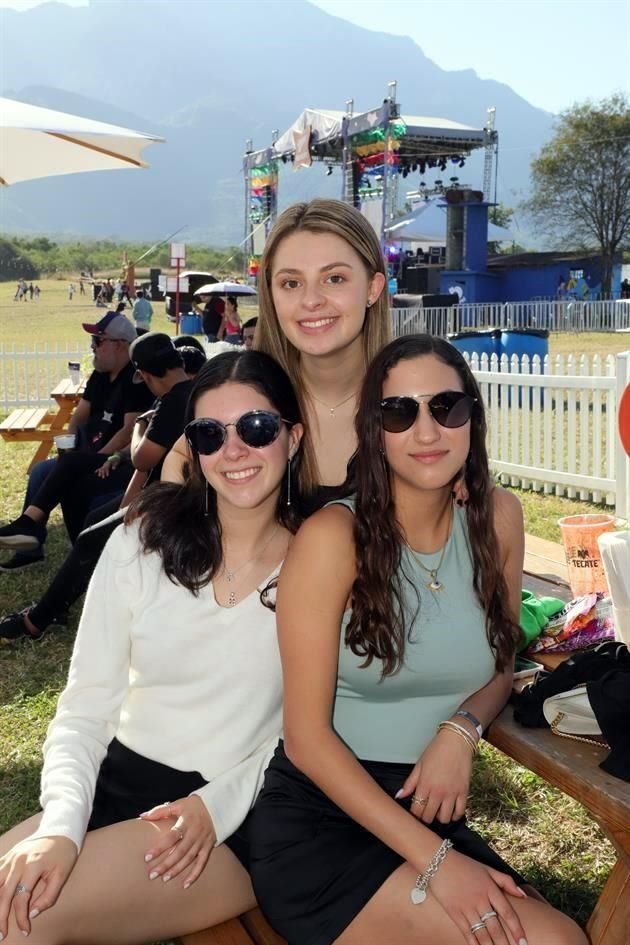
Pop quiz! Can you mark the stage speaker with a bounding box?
[422,293,457,308]
[149,267,161,289]
[405,266,427,295]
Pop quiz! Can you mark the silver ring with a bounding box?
[14,883,30,896]
[470,922,487,934]
[480,911,498,922]
[174,828,184,842]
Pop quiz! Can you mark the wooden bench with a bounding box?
[490,539,630,945]
[180,536,628,945]
[0,380,84,471]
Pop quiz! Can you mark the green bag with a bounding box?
[519,590,566,651]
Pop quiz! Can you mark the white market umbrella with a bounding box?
[193,282,257,297]
[0,95,164,185]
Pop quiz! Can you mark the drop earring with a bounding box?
[204,480,209,517]
[286,456,292,507]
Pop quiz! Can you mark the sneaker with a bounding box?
[0,551,45,572]
[0,515,45,552]
[0,605,66,642]
[0,608,44,641]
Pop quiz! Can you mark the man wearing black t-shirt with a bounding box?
[0,312,153,556]
[0,334,198,640]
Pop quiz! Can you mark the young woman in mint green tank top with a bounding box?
[250,336,586,945]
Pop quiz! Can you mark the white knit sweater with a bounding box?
[31,520,283,852]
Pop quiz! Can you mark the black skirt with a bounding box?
[249,741,526,945]
[86,738,251,870]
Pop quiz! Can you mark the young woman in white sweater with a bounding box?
[0,350,304,944]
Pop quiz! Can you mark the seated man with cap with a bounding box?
[0,333,197,641]
[0,312,153,559]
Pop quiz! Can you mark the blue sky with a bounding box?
[1,0,629,113]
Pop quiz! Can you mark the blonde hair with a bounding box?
[255,199,391,493]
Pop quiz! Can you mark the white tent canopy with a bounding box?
[272,108,345,156]
[272,108,485,161]
[385,200,512,243]
[0,96,164,185]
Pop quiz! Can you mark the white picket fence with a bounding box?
[1,342,630,519]
[465,351,630,520]
[0,342,87,410]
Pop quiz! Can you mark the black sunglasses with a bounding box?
[381,391,477,432]
[91,335,115,348]
[185,410,291,455]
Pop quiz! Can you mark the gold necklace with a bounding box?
[308,389,357,417]
[222,526,280,606]
[404,504,453,593]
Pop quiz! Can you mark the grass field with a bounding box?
[0,276,623,935]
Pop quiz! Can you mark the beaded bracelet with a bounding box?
[437,720,478,753]
[410,838,454,904]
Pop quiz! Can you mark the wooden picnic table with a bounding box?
[0,378,84,471]
[486,534,630,945]
[178,535,629,945]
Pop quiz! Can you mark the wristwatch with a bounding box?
[454,709,483,738]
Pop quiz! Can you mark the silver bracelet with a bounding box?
[410,838,454,904]
[455,709,484,738]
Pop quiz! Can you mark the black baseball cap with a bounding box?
[129,332,179,383]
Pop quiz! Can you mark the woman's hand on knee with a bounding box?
[396,735,473,824]
[0,835,77,938]
[139,795,216,889]
[431,851,528,945]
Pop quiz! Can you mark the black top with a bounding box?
[202,298,224,337]
[80,362,154,451]
[144,379,192,484]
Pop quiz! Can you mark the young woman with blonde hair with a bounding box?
[162,198,389,497]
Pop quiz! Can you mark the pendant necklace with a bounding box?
[308,389,357,418]
[222,526,279,606]
[405,503,453,593]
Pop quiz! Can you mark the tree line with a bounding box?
[0,237,245,282]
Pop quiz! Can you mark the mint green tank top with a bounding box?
[332,499,495,763]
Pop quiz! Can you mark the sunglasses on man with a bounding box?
[91,335,117,348]
[185,410,292,455]
[381,391,477,432]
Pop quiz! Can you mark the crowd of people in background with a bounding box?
[13,279,40,301]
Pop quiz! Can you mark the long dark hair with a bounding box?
[347,334,520,676]
[130,350,304,594]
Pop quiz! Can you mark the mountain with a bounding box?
[0,0,554,243]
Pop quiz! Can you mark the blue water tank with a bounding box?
[448,329,501,361]
[500,329,549,407]
[179,314,203,335]
[500,328,549,364]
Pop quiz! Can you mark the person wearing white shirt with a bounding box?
[0,349,304,944]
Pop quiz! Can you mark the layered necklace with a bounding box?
[308,389,357,418]
[404,503,454,593]
[222,526,280,607]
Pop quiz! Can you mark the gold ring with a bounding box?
[411,795,428,807]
